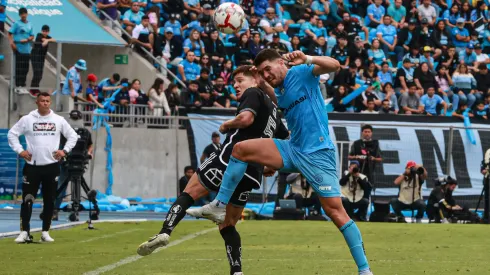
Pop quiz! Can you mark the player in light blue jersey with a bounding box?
[188,49,372,275]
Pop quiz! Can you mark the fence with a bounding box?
[3,113,490,211]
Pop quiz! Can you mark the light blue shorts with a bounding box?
[273,139,340,198]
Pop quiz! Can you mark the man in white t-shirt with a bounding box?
[417,0,437,26]
[132,15,153,56]
[474,44,490,66]
[259,7,284,43]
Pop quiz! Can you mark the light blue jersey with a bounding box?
[61,67,81,96]
[9,20,34,54]
[274,64,335,153]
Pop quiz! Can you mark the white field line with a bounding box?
[80,228,142,243]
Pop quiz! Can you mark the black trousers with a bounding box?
[391,198,427,219]
[21,163,60,233]
[30,54,46,89]
[15,51,30,87]
[342,197,369,221]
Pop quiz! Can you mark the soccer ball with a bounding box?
[213,3,246,34]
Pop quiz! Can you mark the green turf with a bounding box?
[1,221,489,275]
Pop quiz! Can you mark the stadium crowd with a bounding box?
[77,0,490,118]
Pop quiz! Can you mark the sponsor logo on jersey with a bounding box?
[283,95,307,115]
[319,185,332,191]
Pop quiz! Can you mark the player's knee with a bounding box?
[231,142,248,161]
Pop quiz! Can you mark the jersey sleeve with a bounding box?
[237,88,262,116]
[291,64,318,82]
[274,119,289,140]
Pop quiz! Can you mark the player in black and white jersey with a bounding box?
[137,65,288,275]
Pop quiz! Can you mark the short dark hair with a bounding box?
[42,25,50,31]
[361,124,373,132]
[382,99,390,104]
[19,7,28,15]
[113,73,120,81]
[383,15,391,19]
[189,80,199,86]
[201,67,210,74]
[184,166,195,173]
[381,62,389,67]
[478,63,487,70]
[142,15,149,20]
[349,63,357,69]
[254,48,281,67]
[232,65,256,79]
[37,91,51,98]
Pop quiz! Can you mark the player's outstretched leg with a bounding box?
[320,197,372,275]
[219,204,245,275]
[187,139,283,223]
[137,173,208,256]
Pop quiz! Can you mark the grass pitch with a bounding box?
[1,220,489,275]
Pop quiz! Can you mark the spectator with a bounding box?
[394,58,415,95]
[131,15,154,57]
[311,0,330,22]
[234,33,253,66]
[247,13,261,34]
[331,35,349,68]
[197,68,214,107]
[397,18,417,59]
[368,39,387,69]
[329,0,350,25]
[133,0,147,11]
[361,82,382,108]
[86,74,104,109]
[366,0,385,28]
[163,13,183,39]
[158,27,184,77]
[129,80,140,104]
[218,59,233,85]
[118,0,132,14]
[98,73,121,103]
[9,7,34,94]
[97,0,122,36]
[403,44,421,66]
[342,12,369,44]
[474,63,490,96]
[182,14,210,38]
[421,86,447,116]
[362,61,380,84]
[203,29,225,66]
[164,83,181,114]
[330,21,348,39]
[379,99,395,114]
[387,0,406,29]
[471,1,488,24]
[349,36,369,62]
[249,32,266,59]
[212,77,234,108]
[200,131,222,163]
[290,35,301,52]
[459,44,477,71]
[473,102,488,119]
[414,62,439,95]
[183,0,201,16]
[199,54,214,79]
[178,51,200,82]
[378,83,399,113]
[307,36,328,56]
[377,62,393,85]
[483,23,490,54]
[259,7,284,43]
[0,0,6,35]
[132,79,153,115]
[400,84,425,114]
[30,25,55,96]
[331,85,350,112]
[452,18,470,53]
[431,20,450,54]
[122,2,145,35]
[361,100,379,113]
[440,45,459,75]
[254,0,268,17]
[377,15,400,58]
[420,46,436,71]
[62,59,87,110]
[148,78,171,117]
[405,0,419,23]
[452,63,479,108]
[181,80,202,109]
[333,63,358,92]
[179,166,195,195]
[267,33,289,55]
[183,29,205,61]
[299,15,319,46]
[146,5,160,33]
[418,18,432,48]
[114,78,131,114]
[452,103,472,119]
[417,0,437,27]
[435,65,457,110]
[163,0,185,16]
[443,4,459,29]
[474,44,490,68]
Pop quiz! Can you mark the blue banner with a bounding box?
[6,0,124,45]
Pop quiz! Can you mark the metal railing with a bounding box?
[87,1,186,88]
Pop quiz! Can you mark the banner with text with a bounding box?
[6,0,123,45]
[188,114,490,197]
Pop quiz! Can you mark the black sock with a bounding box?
[159,192,194,235]
[220,226,242,275]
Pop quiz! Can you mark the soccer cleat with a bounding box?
[41,231,54,242]
[359,269,373,275]
[137,233,170,256]
[233,273,244,275]
[14,231,30,243]
[186,203,226,224]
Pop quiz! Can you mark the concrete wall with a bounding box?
[89,128,190,199]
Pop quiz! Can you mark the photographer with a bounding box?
[348,125,382,185]
[282,173,323,217]
[51,110,94,220]
[391,161,427,223]
[427,176,480,223]
[7,92,77,243]
[340,161,372,221]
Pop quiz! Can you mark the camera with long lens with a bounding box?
[352,167,360,174]
[64,128,90,175]
[410,166,425,176]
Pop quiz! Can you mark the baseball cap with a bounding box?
[272,33,280,39]
[350,160,360,167]
[408,18,417,24]
[456,17,465,23]
[403,58,412,64]
[165,27,174,34]
[467,43,474,49]
[142,15,149,20]
[406,161,417,169]
[203,3,212,9]
[212,132,220,138]
[423,46,432,52]
[475,43,482,49]
[421,18,429,24]
[354,36,362,42]
[69,110,82,120]
[87,73,97,82]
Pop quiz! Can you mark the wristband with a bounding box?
[305,55,313,65]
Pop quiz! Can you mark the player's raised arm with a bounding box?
[282,51,340,76]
